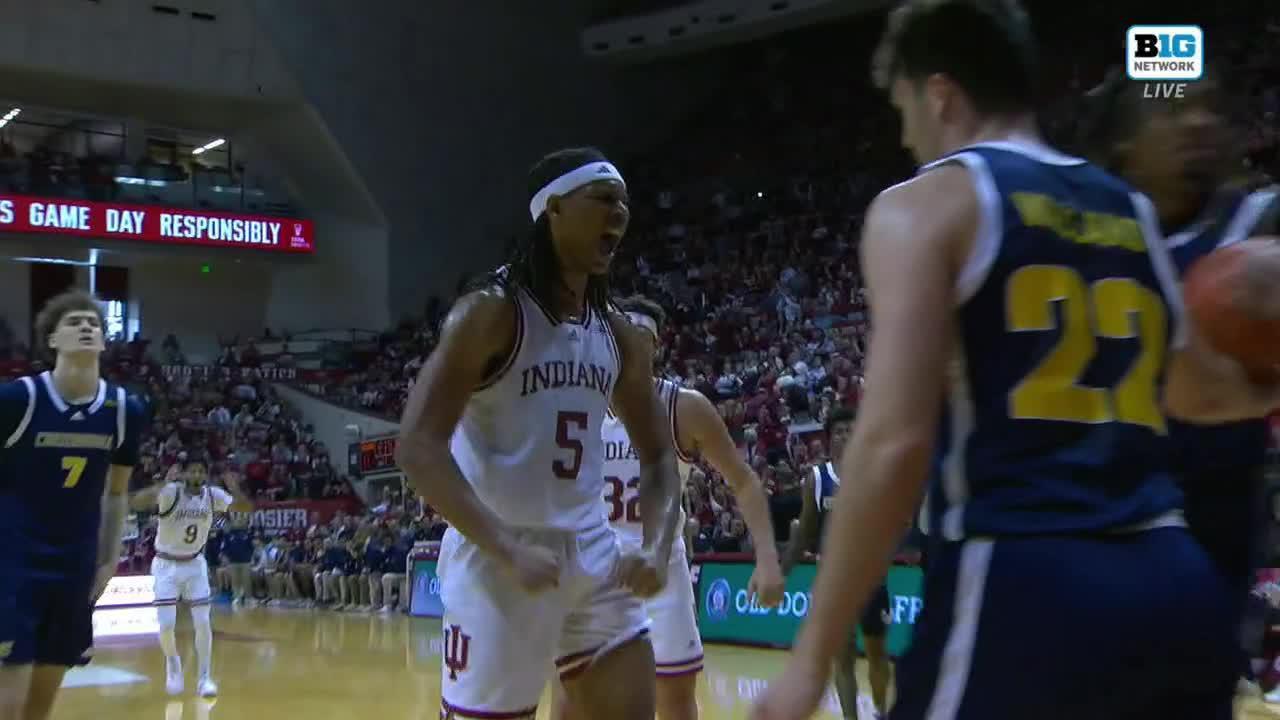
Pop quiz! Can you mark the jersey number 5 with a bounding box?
[553,411,589,480]
[1006,265,1167,433]
[604,476,642,523]
[61,456,87,488]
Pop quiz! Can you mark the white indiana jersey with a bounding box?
[450,281,622,532]
[601,378,693,544]
[155,483,233,556]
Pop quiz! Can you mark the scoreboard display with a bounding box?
[349,435,398,476]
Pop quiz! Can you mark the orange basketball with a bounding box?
[1183,237,1280,377]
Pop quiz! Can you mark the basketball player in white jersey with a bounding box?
[552,295,786,720]
[396,147,683,720]
[131,457,251,696]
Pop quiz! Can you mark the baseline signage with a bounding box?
[409,559,444,618]
[95,574,156,609]
[696,561,924,656]
[408,544,443,618]
[161,364,300,381]
[93,574,159,640]
[226,498,362,536]
[0,193,314,253]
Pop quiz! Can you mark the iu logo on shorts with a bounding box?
[443,624,471,681]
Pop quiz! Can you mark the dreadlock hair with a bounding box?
[1074,67,1143,172]
[1076,65,1230,173]
[470,147,616,320]
[614,294,667,335]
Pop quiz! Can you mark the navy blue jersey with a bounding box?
[220,527,254,563]
[364,542,388,572]
[383,543,408,574]
[924,142,1183,539]
[0,372,144,580]
[812,461,839,540]
[1168,186,1279,582]
[205,532,223,567]
[321,546,350,572]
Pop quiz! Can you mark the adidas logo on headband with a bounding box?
[529,161,626,220]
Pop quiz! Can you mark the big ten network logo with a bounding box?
[1126,25,1204,99]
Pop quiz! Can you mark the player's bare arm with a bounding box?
[94,465,131,601]
[96,395,146,601]
[129,480,169,512]
[130,463,183,512]
[221,471,255,512]
[395,288,552,583]
[607,310,681,597]
[780,473,819,578]
[784,166,972,682]
[677,387,785,606]
[1164,331,1280,422]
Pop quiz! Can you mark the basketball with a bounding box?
[1183,237,1280,376]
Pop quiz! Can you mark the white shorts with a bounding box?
[633,537,703,677]
[437,523,650,719]
[152,555,213,605]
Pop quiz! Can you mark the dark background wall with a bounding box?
[252,0,727,320]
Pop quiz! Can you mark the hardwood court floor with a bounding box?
[53,605,1280,719]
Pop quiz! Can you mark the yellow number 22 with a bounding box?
[1006,265,1168,434]
[61,455,87,488]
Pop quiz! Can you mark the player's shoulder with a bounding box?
[866,165,979,262]
[0,375,36,405]
[442,281,517,338]
[673,383,716,416]
[875,162,977,224]
[603,304,650,354]
[101,382,146,414]
[1247,183,1280,235]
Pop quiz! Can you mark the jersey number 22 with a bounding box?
[1006,265,1167,433]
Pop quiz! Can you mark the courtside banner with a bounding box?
[408,559,444,618]
[696,561,924,656]
[0,193,314,253]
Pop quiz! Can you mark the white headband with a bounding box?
[626,311,658,339]
[529,161,626,220]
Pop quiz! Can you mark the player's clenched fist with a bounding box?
[503,543,561,594]
[616,548,667,598]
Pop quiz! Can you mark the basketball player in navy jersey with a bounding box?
[751,2,1280,719]
[1079,67,1280,699]
[783,407,890,720]
[0,290,145,720]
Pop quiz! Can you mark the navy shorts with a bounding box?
[890,528,1236,720]
[0,574,94,667]
[860,582,891,638]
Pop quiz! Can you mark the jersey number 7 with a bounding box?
[61,455,87,488]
